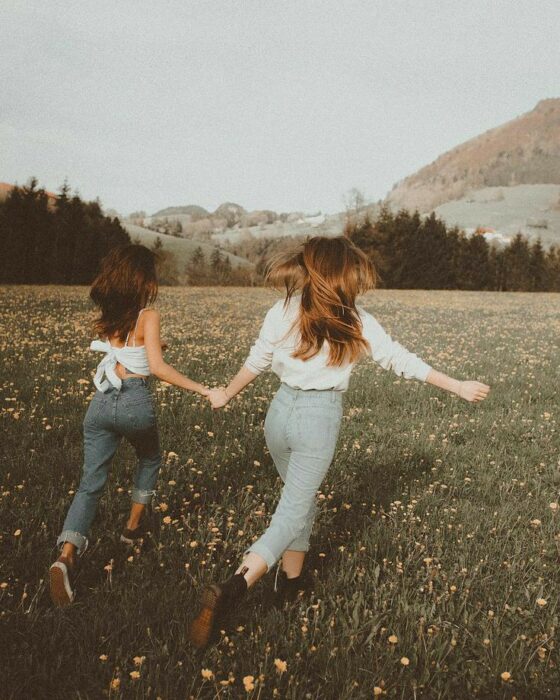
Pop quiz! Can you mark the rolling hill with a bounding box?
[123,223,254,270]
[386,98,560,214]
[434,184,560,246]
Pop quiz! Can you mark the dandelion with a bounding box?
[110,678,120,690]
[243,675,255,691]
[99,654,108,661]
[374,688,383,696]
[500,671,511,682]
[129,670,140,680]
[201,668,214,680]
[162,516,172,525]
[536,598,547,607]
[13,529,21,537]
[388,635,398,644]
[530,519,541,528]
[133,656,145,666]
[274,658,287,674]
[549,502,559,511]
[400,657,410,666]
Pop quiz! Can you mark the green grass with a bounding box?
[1,286,559,699]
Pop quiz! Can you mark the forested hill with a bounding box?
[0,180,129,284]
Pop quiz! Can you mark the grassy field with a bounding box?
[1,286,559,699]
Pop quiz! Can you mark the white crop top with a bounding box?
[91,309,150,392]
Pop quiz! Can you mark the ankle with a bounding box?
[60,553,75,567]
[282,571,303,581]
[60,545,77,565]
[221,573,248,602]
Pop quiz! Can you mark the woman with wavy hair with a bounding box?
[189,235,489,647]
[50,244,209,606]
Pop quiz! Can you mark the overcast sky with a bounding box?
[1,1,559,216]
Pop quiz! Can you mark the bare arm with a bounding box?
[426,369,489,402]
[208,366,258,409]
[143,310,208,395]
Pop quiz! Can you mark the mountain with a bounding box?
[135,201,345,243]
[151,204,210,219]
[386,99,560,213]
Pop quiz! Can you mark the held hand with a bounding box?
[207,387,230,409]
[198,385,211,397]
[457,380,490,403]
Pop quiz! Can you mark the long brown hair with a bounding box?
[266,236,376,366]
[90,244,158,341]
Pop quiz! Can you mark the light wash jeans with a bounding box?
[248,383,343,569]
[57,378,161,553]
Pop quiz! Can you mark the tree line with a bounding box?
[0,180,129,284]
[346,208,560,291]
[2,179,559,291]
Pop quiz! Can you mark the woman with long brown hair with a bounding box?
[50,244,209,606]
[189,235,489,647]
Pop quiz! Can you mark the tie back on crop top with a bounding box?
[91,309,150,392]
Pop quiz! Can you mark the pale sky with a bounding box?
[1,1,559,216]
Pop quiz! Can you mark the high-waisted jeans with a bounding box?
[248,383,343,569]
[57,378,161,554]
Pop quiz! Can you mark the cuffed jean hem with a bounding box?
[57,530,88,555]
[131,487,156,504]
[247,542,278,571]
[283,541,311,553]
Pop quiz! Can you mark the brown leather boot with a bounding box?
[188,573,247,648]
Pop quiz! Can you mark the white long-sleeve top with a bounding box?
[244,298,432,391]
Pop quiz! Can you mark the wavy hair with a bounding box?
[90,244,158,341]
[266,236,376,366]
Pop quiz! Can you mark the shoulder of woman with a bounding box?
[139,308,160,326]
[358,307,384,332]
[265,299,286,318]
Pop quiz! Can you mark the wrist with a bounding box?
[223,386,233,401]
[454,380,463,398]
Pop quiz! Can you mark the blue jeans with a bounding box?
[248,383,343,570]
[57,378,161,554]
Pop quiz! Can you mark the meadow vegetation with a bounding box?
[1,286,559,699]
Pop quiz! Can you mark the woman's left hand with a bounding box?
[457,380,490,402]
[208,387,230,409]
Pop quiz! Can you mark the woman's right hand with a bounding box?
[457,380,490,402]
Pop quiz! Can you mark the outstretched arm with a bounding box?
[362,311,490,403]
[426,370,489,402]
[143,310,208,395]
